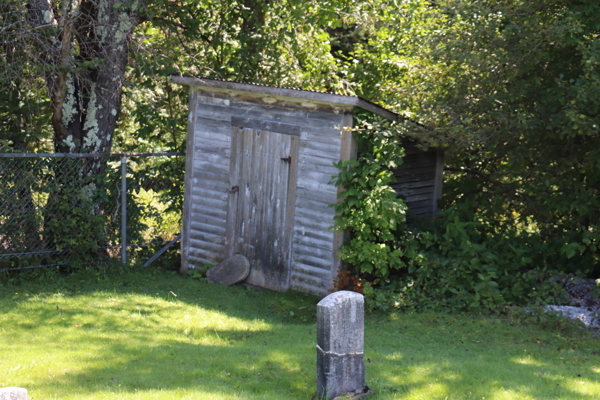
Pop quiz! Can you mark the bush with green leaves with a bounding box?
[330,115,571,313]
[396,208,571,312]
[330,114,422,283]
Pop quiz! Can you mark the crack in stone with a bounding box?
[317,344,364,357]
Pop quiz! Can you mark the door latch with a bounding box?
[280,156,291,163]
[229,185,239,193]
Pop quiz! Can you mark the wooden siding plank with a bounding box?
[191,203,228,220]
[300,139,341,155]
[294,224,335,243]
[296,187,337,205]
[191,178,229,193]
[404,192,436,203]
[298,154,339,167]
[293,235,333,252]
[290,270,330,288]
[294,215,334,232]
[285,134,300,287]
[292,252,333,270]
[190,221,227,236]
[188,254,215,267]
[191,185,228,201]
[193,157,229,175]
[196,95,310,118]
[393,179,436,190]
[195,116,231,130]
[189,238,225,254]
[295,205,335,223]
[194,93,232,107]
[301,126,343,139]
[394,165,438,177]
[299,145,340,162]
[189,229,226,246]
[406,199,434,209]
[188,247,224,263]
[295,196,334,215]
[181,87,198,273]
[191,193,228,211]
[197,102,340,131]
[231,116,301,136]
[305,109,345,124]
[195,106,231,122]
[296,178,337,194]
[293,243,334,262]
[393,172,437,185]
[297,170,336,186]
[193,169,230,185]
[432,149,444,215]
[291,262,331,278]
[297,161,339,177]
[194,139,231,156]
[300,131,341,146]
[229,99,309,117]
[398,185,436,197]
[190,212,227,229]
[195,129,232,144]
[398,157,438,169]
[225,126,242,259]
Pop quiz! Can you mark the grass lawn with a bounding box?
[0,267,598,400]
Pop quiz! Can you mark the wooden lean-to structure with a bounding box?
[171,77,443,296]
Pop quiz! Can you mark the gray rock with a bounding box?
[0,387,28,400]
[545,305,600,329]
[317,291,365,400]
[206,254,250,286]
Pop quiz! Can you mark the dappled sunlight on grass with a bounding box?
[511,355,547,366]
[1,269,599,400]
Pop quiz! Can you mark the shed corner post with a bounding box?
[432,148,444,215]
[332,111,357,290]
[180,86,198,274]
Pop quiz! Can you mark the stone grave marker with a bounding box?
[0,387,28,400]
[316,291,366,399]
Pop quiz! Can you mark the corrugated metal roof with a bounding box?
[169,75,400,122]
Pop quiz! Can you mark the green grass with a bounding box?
[0,267,599,400]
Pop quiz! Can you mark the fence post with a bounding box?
[120,156,127,264]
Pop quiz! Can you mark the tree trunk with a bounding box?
[26,0,143,261]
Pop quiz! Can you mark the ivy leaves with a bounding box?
[330,114,414,280]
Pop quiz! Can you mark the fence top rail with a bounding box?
[0,152,185,158]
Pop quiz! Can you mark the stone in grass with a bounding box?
[0,387,28,400]
[317,291,367,400]
[206,254,250,286]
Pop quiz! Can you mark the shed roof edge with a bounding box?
[169,75,399,122]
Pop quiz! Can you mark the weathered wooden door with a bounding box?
[225,120,299,291]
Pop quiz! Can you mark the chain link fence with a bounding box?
[0,152,184,273]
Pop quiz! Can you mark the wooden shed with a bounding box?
[170,76,443,296]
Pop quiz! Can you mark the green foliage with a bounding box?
[398,208,570,312]
[330,113,420,281]
[357,206,572,313]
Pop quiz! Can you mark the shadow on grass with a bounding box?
[1,268,599,400]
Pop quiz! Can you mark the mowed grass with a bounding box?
[0,268,599,400]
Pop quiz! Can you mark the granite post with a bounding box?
[0,387,28,400]
[316,291,364,399]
